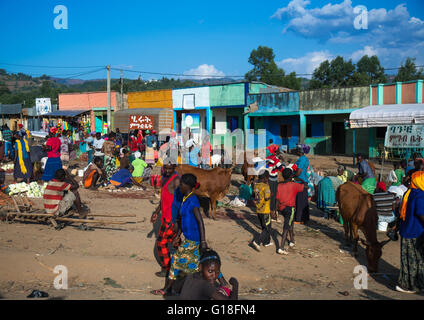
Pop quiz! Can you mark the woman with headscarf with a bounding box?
[42,127,62,182]
[294,144,311,224]
[13,132,32,184]
[396,171,424,294]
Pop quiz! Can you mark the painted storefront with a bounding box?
[58,91,120,133]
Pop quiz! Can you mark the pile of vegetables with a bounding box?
[8,182,47,198]
[1,163,14,171]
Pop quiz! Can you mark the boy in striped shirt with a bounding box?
[43,169,87,229]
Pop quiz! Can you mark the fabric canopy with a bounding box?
[350,104,424,128]
[42,110,89,117]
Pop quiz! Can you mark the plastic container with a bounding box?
[378,221,388,232]
[78,170,84,177]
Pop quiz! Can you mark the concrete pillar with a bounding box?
[377,84,384,105]
[417,80,423,103]
[173,110,177,132]
[299,112,306,144]
[244,113,250,150]
[396,82,402,104]
[368,128,376,158]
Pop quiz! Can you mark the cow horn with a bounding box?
[379,239,391,247]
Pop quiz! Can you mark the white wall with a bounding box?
[173,87,210,109]
[212,109,227,135]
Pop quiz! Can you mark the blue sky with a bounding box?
[1,0,423,80]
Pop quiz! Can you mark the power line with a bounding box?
[0,62,104,69]
[1,62,423,80]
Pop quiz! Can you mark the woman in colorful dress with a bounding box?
[13,133,33,184]
[396,171,424,294]
[152,173,208,296]
[42,127,62,182]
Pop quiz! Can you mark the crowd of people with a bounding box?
[1,123,423,297]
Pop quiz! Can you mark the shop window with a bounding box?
[376,127,386,139]
[249,117,255,130]
[280,124,292,138]
[306,123,312,138]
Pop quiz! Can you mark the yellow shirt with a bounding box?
[254,182,271,214]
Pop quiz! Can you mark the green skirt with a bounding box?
[361,177,376,194]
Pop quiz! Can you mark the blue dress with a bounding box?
[295,155,310,183]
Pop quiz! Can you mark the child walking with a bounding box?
[276,168,307,255]
[251,170,274,251]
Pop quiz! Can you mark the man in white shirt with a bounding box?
[93,132,105,162]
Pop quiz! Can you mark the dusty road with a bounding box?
[0,155,423,300]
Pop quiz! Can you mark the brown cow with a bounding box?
[336,182,389,273]
[176,165,232,220]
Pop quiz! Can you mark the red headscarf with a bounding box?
[268,144,279,155]
[376,181,386,192]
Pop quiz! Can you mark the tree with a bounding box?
[245,46,301,90]
[0,81,10,95]
[40,80,52,96]
[394,57,424,82]
[309,56,356,88]
[353,55,386,85]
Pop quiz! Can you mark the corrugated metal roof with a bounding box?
[42,110,90,117]
[0,104,22,114]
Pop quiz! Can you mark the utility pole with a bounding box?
[120,70,123,110]
[107,65,111,133]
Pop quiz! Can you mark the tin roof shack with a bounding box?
[0,104,23,130]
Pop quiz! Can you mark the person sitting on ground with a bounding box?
[131,151,148,184]
[250,170,274,251]
[108,165,145,189]
[43,168,88,229]
[276,168,307,255]
[179,249,239,300]
[336,165,354,183]
[83,156,107,190]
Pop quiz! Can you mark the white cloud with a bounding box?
[183,64,225,80]
[350,46,378,61]
[278,50,334,77]
[272,1,424,48]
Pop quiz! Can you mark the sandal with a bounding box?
[150,289,166,296]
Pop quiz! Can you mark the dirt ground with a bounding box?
[1,155,423,300]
